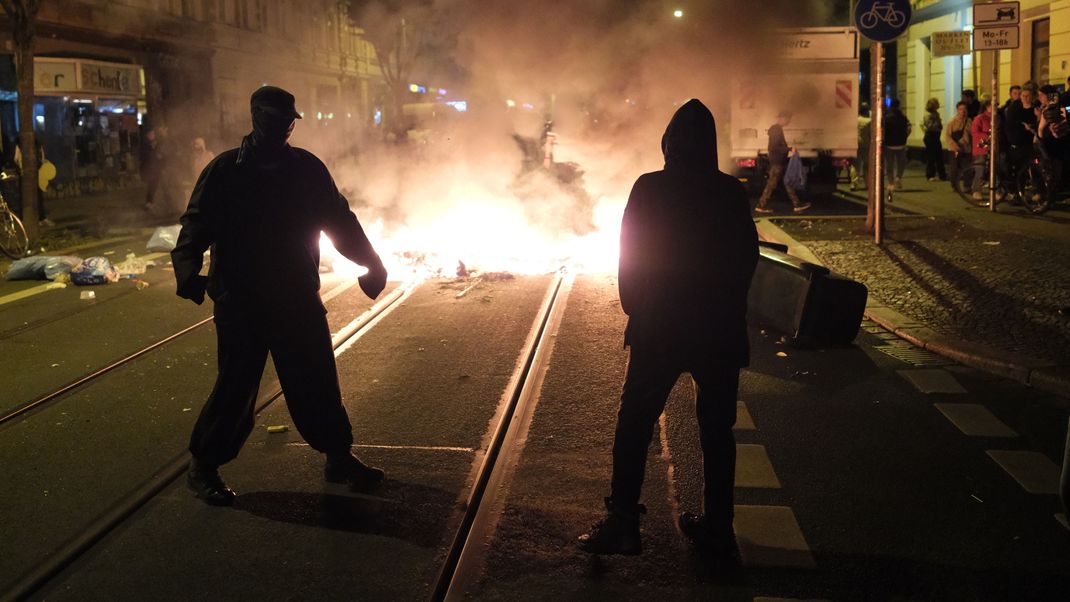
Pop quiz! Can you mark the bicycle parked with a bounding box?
[0,169,29,259]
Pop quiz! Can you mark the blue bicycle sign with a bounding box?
[855,0,911,42]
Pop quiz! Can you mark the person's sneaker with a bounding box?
[325,452,385,489]
[893,178,903,191]
[793,202,812,214]
[186,460,235,507]
[753,206,774,214]
[928,177,937,182]
[679,512,743,576]
[972,191,984,201]
[38,218,55,228]
[577,498,645,555]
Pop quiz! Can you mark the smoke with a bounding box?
[314,0,849,273]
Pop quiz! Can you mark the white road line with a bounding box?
[897,369,967,394]
[736,400,756,430]
[736,444,781,489]
[934,403,1018,438]
[734,505,816,569]
[986,450,1061,494]
[284,442,474,453]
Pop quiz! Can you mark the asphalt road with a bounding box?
[6,272,1068,600]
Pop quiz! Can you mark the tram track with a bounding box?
[0,278,361,428]
[432,271,572,601]
[1,279,417,602]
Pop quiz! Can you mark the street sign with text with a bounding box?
[974,2,1020,27]
[974,26,1020,50]
[932,31,972,57]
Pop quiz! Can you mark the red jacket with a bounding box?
[972,112,992,156]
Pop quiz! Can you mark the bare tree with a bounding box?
[1,0,40,241]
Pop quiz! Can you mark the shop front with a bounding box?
[33,57,147,197]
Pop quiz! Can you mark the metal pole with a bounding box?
[989,50,998,212]
[873,42,885,245]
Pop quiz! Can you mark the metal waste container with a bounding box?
[748,241,868,347]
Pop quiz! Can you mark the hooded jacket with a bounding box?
[618,99,759,365]
[171,123,383,318]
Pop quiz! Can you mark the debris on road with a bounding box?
[5,256,82,281]
[776,351,788,357]
[114,253,149,275]
[71,257,120,286]
[147,225,182,252]
[79,291,95,300]
[982,241,1001,246]
[266,425,290,433]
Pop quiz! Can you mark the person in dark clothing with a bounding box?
[754,111,810,214]
[1004,86,1040,181]
[883,98,912,190]
[172,86,389,506]
[578,99,758,575]
[922,97,947,181]
[962,89,981,118]
[140,128,163,210]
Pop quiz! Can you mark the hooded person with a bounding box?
[171,86,389,506]
[578,99,758,574]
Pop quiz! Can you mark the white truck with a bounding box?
[730,27,860,196]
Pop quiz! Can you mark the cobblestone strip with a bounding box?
[754,219,1070,404]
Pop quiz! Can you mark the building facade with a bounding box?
[899,0,1070,147]
[0,0,385,196]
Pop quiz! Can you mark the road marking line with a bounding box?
[734,505,815,569]
[736,444,781,489]
[736,400,756,430]
[897,368,967,394]
[0,282,66,306]
[934,403,1018,438]
[284,442,474,453]
[986,450,1061,494]
[754,598,831,602]
[1056,513,1068,532]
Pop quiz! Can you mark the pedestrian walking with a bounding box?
[578,99,759,578]
[945,100,972,189]
[172,86,389,506]
[922,98,947,182]
[754,110,811,214]
[883,98,911,190]
[852,102,871,190]
[14,135,52,227]
[970,99,993,200]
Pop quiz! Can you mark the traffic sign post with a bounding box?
[856,0,911,245]
[974,2,1019,212]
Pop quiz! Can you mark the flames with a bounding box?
[320,193,624,279]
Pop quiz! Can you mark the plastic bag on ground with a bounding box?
[147,225,182,252]
[113,253,148,275]
[70,257,120,286]
[6,256,83,281]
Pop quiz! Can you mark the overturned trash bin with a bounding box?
[747,241,867,347]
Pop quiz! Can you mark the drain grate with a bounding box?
[873,340,955,367]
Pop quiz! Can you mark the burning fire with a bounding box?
[320,194,624,279]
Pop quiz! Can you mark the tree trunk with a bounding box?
[15,20,38,241]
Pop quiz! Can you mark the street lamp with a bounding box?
[673,9,683,18]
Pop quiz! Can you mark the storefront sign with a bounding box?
[34,58,144,97]
[932,31,972,57]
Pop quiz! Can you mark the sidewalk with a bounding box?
[757,164,1070,400]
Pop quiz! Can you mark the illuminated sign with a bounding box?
[34,58,144,97]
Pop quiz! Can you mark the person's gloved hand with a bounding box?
[179,274,208,305]
[359,259,387,300]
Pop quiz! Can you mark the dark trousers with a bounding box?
[923,132,947,180]
[611,348,740,529]
[189,305,354,467]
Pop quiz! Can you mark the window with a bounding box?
[1032,18,1050,84]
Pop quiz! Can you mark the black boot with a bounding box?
[324,451,385,490]
[679,512,742,576]
[577,497,645,555]
[186,458,236,507]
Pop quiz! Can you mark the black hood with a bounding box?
[661,98,719,172]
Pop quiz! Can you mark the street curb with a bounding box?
[754,218,1070,404]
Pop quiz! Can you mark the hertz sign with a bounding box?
[34,58,144,97]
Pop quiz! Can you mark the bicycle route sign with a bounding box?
[855,0,912,42]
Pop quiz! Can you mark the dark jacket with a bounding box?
[767,123,790,166]
[619,99,759,366]
[1004,99,1039,147]
[171,144,382,317]
[883,109,910,147]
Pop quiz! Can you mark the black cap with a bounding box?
[250,85,302,120]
